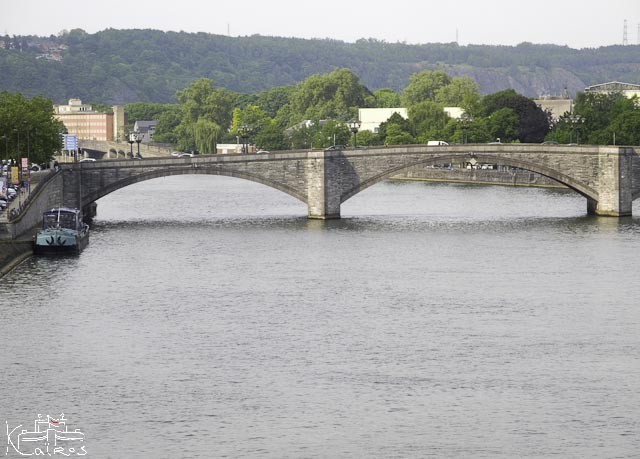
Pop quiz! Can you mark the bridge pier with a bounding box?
[306,151,341,219]
[588,148,634,217]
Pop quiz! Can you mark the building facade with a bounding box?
[133,120,157,143]
[534,97,573,121]
[54,99,125,141]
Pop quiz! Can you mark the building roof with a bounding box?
[133,120,157,134]
[585,81,640,92]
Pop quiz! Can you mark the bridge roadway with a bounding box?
[4,143,639,237]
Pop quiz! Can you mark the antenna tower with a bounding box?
[623,19,628,45]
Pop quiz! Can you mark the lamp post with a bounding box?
[569,114,583,144]
[127,132,135,158]
[23,121,30,165]
[13,128,19,160]
[458,113,473,144]
[134,131,143,158]
[348,119,361,148]
[238,125,249,154]
[0,135,6,160]
[0,135,5,178]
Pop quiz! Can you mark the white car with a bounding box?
[79,158,96,162]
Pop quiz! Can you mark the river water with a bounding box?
[1,176,639,458]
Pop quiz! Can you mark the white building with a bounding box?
[358,108,408,133]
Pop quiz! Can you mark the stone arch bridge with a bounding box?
[24,144,640,229]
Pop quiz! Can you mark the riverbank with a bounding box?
[0,238,33,277]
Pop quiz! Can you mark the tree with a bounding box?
[0,91,63,164]
[256,86,295,118]
[546,92,640,145]
[373,89,401,108]
[378,112,413,145]
[481,89,549,143]
[353,129,381,147]
[176,78,236,129]
[152,105,182,144]
[408,101,450,142]
[435,76,481,111]
[194,118,219,154]
[315,120,349,148]
[254,119,288,151]
[607,110,640,146]
[572,92,636,144]
[401,70,452,106]
[125,102,178,122]
[174,78,236,151]
[289,68,372,121]
[486,108,519,142]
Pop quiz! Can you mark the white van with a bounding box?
[427,140,448,146]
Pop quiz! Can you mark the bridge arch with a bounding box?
[340,152,599,204]
[81,166,309,207]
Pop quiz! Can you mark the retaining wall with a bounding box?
[393,167,566,188]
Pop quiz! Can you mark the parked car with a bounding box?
[79,158,96,162]
[256,150,270,154]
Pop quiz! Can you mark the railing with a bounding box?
[6,169,59,222]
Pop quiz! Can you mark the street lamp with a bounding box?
[127,132,135,158]
[0,135,5,178]
[569,114,583,144]
[13,128,19,159]
[23,121,30,164]
[458,113,473,144]
[0,135,7,160]
[133,131,143,158]
[238,125,250,154]
[349,119,361,148]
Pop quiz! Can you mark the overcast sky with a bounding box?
[2,0,639,49]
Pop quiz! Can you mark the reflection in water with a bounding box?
[1,176,639,458]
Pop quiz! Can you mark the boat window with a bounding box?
[43,211,77,229]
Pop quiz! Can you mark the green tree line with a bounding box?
[125,68,639,153]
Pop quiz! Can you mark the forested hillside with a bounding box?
[1,28,640,105]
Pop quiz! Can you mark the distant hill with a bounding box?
[1,29,640,105]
